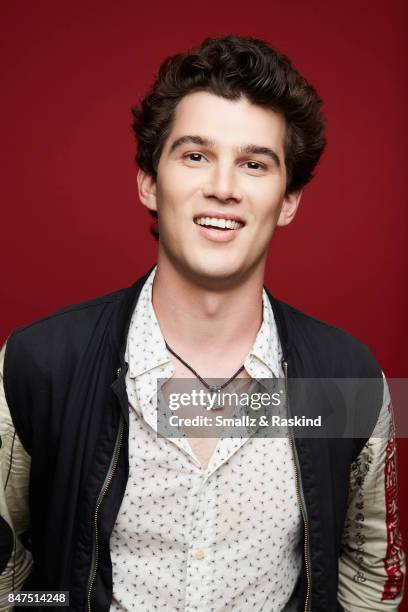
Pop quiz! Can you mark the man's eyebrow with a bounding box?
[169,135,281,167]
[168,135,216,154]
[237,144,281,167]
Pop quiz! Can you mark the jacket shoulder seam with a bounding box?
[10,290,127,337]
[277,298,369,345]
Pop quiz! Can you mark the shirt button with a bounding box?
[193,548,205,560]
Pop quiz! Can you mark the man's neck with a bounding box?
[151,257,265,375]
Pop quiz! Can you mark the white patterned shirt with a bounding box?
[110,266,302,611]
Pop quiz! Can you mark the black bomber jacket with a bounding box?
[1,268,404,611]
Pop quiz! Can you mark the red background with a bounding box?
[1,1,407,605]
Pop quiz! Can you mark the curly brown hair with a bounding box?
[131,35,326,237]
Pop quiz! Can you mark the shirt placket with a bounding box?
[184,471,216,611]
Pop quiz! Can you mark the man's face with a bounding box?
[138,91,301,287]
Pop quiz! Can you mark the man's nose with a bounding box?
[202,164,242,203]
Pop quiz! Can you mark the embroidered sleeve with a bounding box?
[338,372,405,610]
[0,342,32,611]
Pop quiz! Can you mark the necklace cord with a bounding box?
[164,341,245,391]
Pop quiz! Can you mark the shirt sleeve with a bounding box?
[338,372,406,610]
[0,342,33,611]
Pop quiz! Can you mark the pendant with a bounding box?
[207,386,222,410]
[208,384,221,391]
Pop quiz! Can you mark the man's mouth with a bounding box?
[193,216,244,231]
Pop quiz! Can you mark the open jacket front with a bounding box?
[0,268,405,611]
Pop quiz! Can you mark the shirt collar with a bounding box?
[126,265,171,379]
[246,288,281,378]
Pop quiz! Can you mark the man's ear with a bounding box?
[277,189,302,227]
[137,168,158,212]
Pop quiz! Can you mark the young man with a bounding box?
[0,35,405,611]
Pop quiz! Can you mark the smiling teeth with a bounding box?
[195,217,243,229]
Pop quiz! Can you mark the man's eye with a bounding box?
[184,153,205,162]
[244,161,265,170]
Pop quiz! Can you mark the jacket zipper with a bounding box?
[86,376,125,612]
[282,359,312,612]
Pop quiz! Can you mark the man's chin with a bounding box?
[182,261,254,290]
[159,245,261,289]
